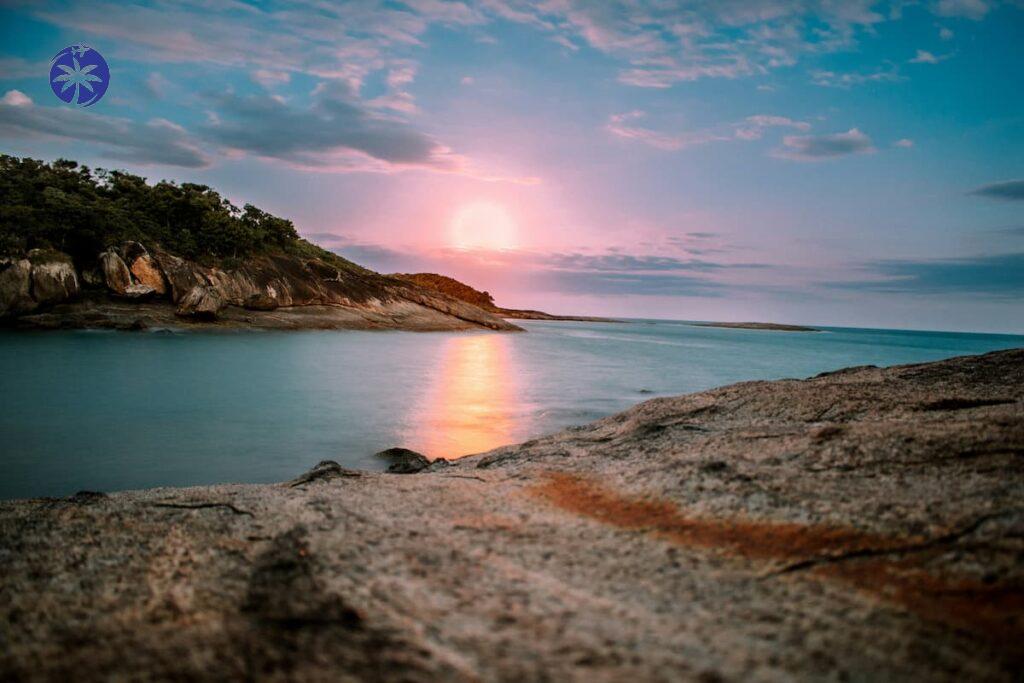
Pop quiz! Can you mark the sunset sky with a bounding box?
[1,0,1022,332]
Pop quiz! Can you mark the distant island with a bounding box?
[0,156,524,332]
[391,272,620,323]
[693,321,819,332]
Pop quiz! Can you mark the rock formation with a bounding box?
[0,258,34,316]
[99,250,133,296]
[127,254,167,295]
[27,252,79,306]
[375,447,432,474]
[1,349,1021,680]
[176,285,225,319]
[0,243,521,332]
[392,272,619,322]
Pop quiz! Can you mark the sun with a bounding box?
[449,201,518,251]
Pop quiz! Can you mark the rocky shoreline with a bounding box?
[2,349,1022,680]
[1,244,521,332]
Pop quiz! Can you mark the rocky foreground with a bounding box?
[2,350,1023,681]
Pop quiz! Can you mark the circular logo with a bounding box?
[49,44,109,107]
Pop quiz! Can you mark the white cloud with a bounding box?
[487,0,894,88]
[893,138,914,148]
[251,69,291,88]
[551,34,579,51]
[810,66,904,87]
[909,49,952,64]
[145,72,172,99]
[934,0,991,20]
[606,111,811,150]
[605,111,728,150]
[17,0,1004,100]
[1,90,32,107]
[0,58,47,79]
[368,62,419,113]
[735,115,811,140]
[0,95,207,167]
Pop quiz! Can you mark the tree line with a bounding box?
[0,155,314,266]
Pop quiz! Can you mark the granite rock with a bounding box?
[1,350,1022,680]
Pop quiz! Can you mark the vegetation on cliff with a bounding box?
[392,272,618,322]
[0,156,522,331]
[391,273,497,309]
[0,155,355,271]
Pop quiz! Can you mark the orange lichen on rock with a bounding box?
[531,471,907,560]
[822,558,1024,650]
[532,471,1024,649]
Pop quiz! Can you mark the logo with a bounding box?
[50,44,109,107]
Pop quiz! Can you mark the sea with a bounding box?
[1,319,1021,500]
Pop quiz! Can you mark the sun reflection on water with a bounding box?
[405,333,524,460]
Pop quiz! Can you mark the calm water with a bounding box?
[1,320,1022,500]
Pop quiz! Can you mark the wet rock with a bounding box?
[375,447,431,474]
[0,258,35,317]
[175,284,224,320]
[99,249,132,296]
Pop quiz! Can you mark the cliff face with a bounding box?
[0,350,1021,680]
[1,244,520,332]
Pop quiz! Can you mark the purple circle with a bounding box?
[49,44,110,107]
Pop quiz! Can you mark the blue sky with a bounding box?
[1,0,1022,332]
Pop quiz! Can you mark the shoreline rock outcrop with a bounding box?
[374,447,432,474]
[1,243,521,332]
[392,271,621,323]
[1,349,1021,680]
[28,252,79,306]
[0,258,34,316]
[0,252,80,317]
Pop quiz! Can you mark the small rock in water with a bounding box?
[375,447,431,474]
[288,460,361,487]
